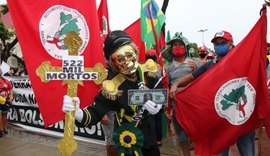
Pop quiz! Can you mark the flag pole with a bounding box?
[147,5,164,76]
[147,5,161,60]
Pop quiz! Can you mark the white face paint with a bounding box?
[111,44,138,75]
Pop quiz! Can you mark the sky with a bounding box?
[102,0,269,49]
[1,0,269,49]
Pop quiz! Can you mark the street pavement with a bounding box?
[0,124,270,156]
[0,124,179,156]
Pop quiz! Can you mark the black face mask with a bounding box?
[199,53,207,58]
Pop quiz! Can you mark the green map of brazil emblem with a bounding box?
[39,5,89,60]
[215,78,256,125]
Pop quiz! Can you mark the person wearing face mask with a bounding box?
[197,46,208,65]
[62,30,163,156]
[169,31,255,156]
[206,52,215,62]
[162,32,198,156]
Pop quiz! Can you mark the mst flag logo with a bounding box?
[215,78,256,125]
[39,5,89,59]
[101,16,109,35]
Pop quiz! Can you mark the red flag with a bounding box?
[98,0,110,40]
[175,6,269,155]
[159,32,165,49]
[7,0,105,127]
[158,32,165,74]
[124,19,146,62]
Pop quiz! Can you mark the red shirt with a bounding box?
[0,77,12,100]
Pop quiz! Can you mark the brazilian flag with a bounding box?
[140,0,165,44]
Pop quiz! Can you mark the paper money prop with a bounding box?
[128,89,168,106]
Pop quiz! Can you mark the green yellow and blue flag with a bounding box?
[140,0,165,44]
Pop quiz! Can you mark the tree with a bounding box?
[188,42,199,58]
[0,4,18,63]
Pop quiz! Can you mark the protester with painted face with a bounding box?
[169,31,255,156]
[62,30,163,156]
[163,32,198,156]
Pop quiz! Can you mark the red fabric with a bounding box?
[145,49,157,57]
[98,0,110,40]
[158,32,166,52]
[158,32,165,76]
[7,0,105,127]
[0,78,12,100]
[211,30,233,43]
[124,19,146,63]
[175,7,269,155]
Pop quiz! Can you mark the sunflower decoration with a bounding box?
[113,122,144,156]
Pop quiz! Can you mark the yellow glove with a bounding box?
[0,96,6,105]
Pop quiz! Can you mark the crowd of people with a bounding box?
[61,28,270,156]
[169,31,257,156]
[0,28,267,156]
[0,27,268,156]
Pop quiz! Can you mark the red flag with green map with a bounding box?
[175,5,270,155]
[98,0,110,40]
[7,0,105,127]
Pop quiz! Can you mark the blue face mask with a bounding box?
[214,44,230,57]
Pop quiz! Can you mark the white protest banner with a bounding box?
[5,76,105,143]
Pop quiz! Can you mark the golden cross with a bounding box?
[36,31,107,156]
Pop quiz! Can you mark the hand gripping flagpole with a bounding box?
[36,31,107,156]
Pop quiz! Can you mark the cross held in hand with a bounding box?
[36,31,107,156]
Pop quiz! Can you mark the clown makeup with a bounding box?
[111,44,139,75]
